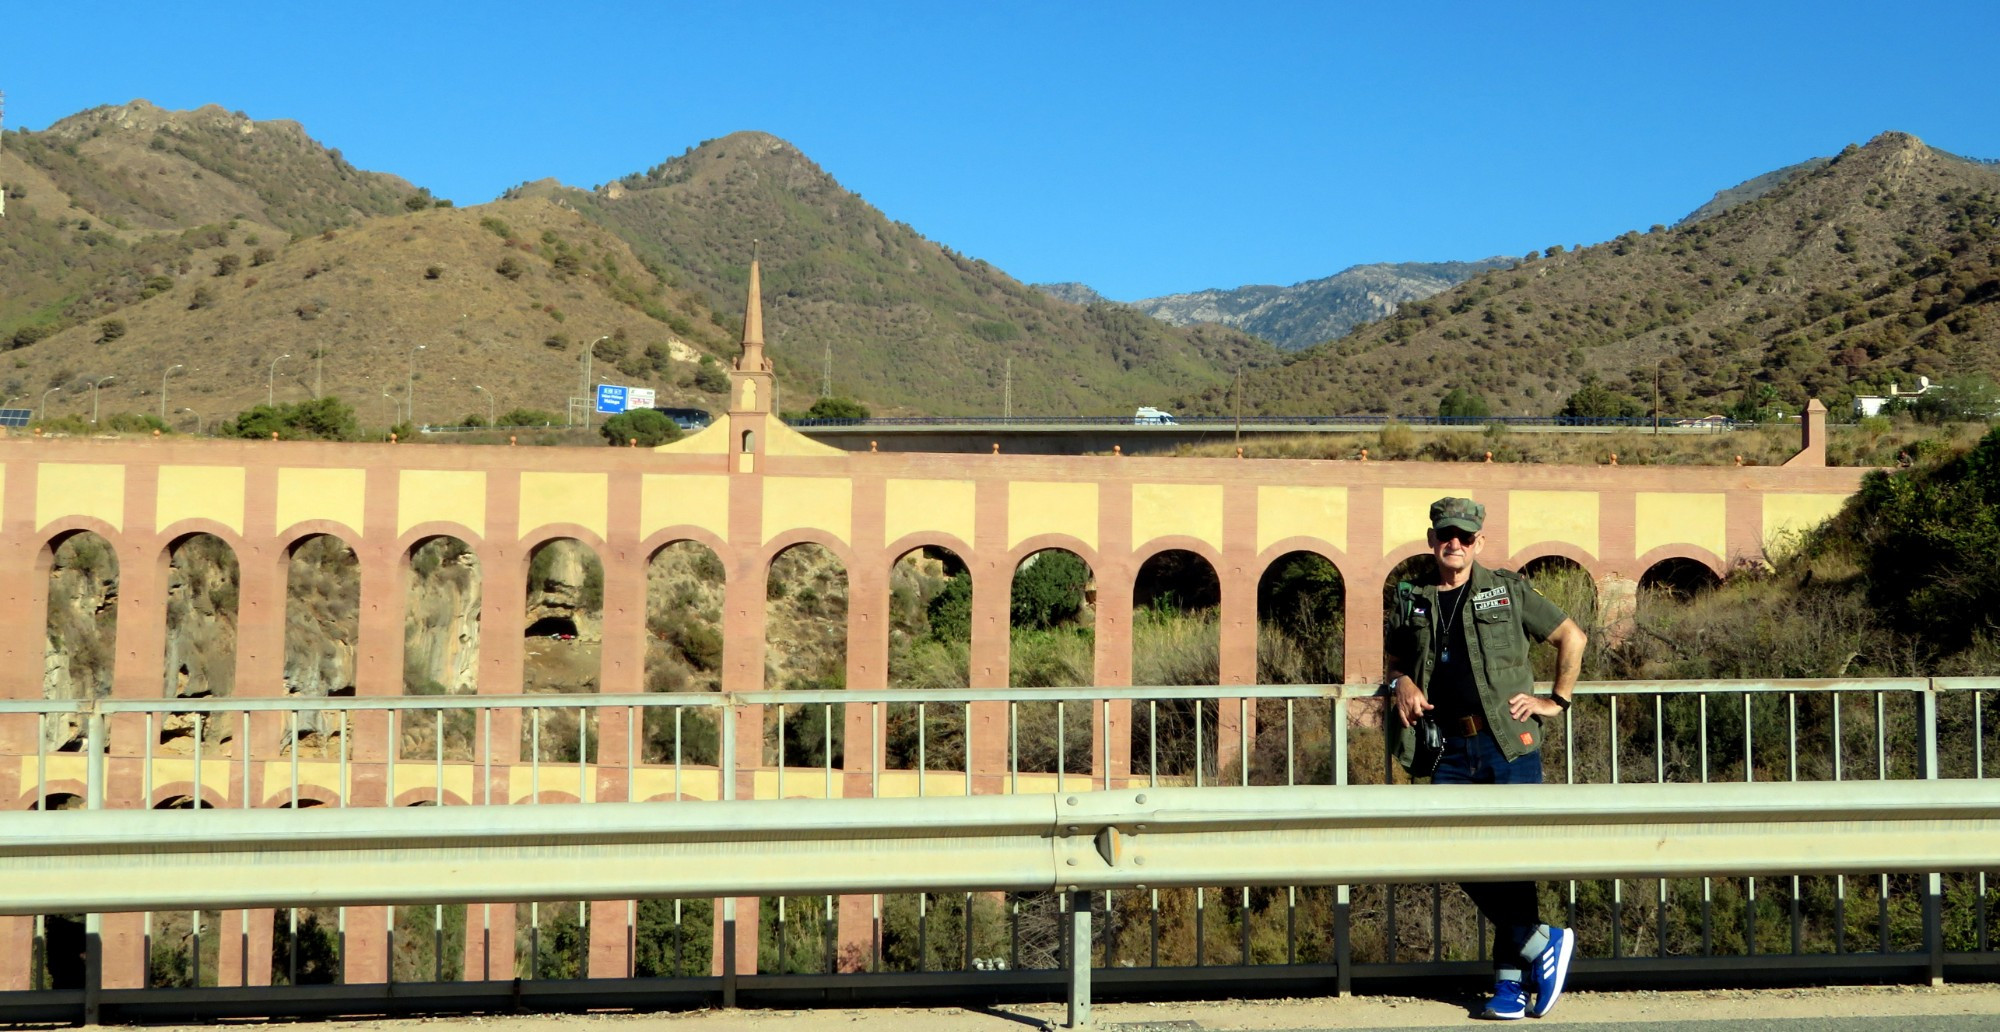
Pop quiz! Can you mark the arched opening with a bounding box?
[404,536,481,695]
[1008,548,1094,775]
[643,541,726,766]
[765,543,848,769]
[26,794,86,991]
[149,793,219,988]
[1516,555,1598,682]
[270,799,339,985]
[392,802,467,983]
[1132,549,1221,776]
[1254,551,1345,786]
[43,532,118,706]
[284,535,357,761]
[885,546,970,772]
[163,533,239,699]
[1641,556,1722,600]
[522,538,604,763]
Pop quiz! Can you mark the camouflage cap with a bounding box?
[1430,496,1485,534]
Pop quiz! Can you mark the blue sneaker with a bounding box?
[1481,979,1527,1020]
[1527,926,1574,1017]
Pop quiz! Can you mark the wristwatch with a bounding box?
[1550,693,1572,710]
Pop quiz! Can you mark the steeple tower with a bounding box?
[736,243,771,374]
[728,244,775,416]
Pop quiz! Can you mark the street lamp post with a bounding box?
[39,387,63,421]
[268,354,291,408]
[158,364,184,423]
[580,334,610,429]
[474,384,495,427]
[381,391,399,426]
[176,407,204,435]
[90,375,116,424]
[407,344,426,428]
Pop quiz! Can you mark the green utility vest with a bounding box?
[1388,562,1570,769]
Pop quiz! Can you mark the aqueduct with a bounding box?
[0,261,1868,989]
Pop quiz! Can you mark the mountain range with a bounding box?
[3,102,1995,426]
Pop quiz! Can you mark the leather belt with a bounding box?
[1447,713,1488,737]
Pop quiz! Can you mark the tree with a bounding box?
[798,396,869,421]
[213,254,241,277]
[1906,374,2000,424]
[1561,378,1643,419]
[1011,551,1089,630]
[97,319,126,344]
[499,407,562,427]
[221,397,360,441]
[1438,387,1491,420]
[694,356,730,394]
[600,408,683,447]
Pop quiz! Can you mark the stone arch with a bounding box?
[765,540,850,702]
[275,520,365,554]
[643,540,728,768]
[151,783,222,809]
[521,537,605,764]
[260,784,340,809]
[1255,549,1347,687]
[1640,556,1723,599]
[41,528,120,714]
[1635,544,1727,582]
[1515,553,1600,628]
[160,531,241,700]
[883,543,972,775]
[1003,535,1101,572]
[1507,540,1599,572]
[1008,547,1096,777]
[403,534,481,696]
[392,786,471,807]
[283,533,360,699]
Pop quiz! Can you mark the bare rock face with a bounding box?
[527,540,604,643]
[405,539,483,694]
[283,535,360,697]
[162,535,239,698]
[42,535,119,703]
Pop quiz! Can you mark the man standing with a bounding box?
[1384,497,1588,1020]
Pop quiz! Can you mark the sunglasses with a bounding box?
[1436,528,1479,545]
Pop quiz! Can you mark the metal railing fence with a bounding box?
[2,676,1996,1022]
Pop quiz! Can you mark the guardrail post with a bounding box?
[1066,889,1092,1029]
[1921,682,1944,987]
[83,707,104,1025]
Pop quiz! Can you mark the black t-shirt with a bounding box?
[1428,584,1480,723]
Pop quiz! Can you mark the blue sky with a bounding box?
[9,1,1998,300]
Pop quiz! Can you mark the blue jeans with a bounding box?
[1432,730,1544,977]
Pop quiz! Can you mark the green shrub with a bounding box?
[600,408,683,447]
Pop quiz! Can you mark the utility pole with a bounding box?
[0,91,8,218]
[1653,368,1661,437]
[1003,357,1013,420]
[820,342,831,400]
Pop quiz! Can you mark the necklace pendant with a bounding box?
[1441,646,1452,664]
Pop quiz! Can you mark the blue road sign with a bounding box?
[595,384,627,414]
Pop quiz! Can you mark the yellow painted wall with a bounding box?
[629,767,722,802]
[156,465,247,535]
[1256,485,1348,554]
[0,463,6,526]
[1382,487,1472,554]
[1009,481,1098,550]
[1131,483,1224,550]
[763,476,853,545]
[885,478,975,547]
[1763,494,1847,555]
[654,419,729,454]
[398,470,486,538]
[1635,492,1725,560]
[509,764,595,803]
[277,467,366,536]
[37,463,124,532]
[1509,490,1599,557]
[520,472,608,538]
[640,474,729,541]
[763,421,846,457]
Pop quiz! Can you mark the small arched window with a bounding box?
[741,429,756,454]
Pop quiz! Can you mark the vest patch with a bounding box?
[1519,732,1535,747]
[1473,586,1507,601]
[1474,596,1512,611]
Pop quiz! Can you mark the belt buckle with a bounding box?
[1455,715,1483,737]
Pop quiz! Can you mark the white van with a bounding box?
[1134,406,1177,425]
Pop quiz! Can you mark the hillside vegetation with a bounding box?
[548,132,1282,415]
[1189,133,2000,420]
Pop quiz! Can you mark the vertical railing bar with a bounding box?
[870,701,880,799]
[1194,699,1204,788]
[35,713,48,811]
[531,710,541,803]
[1654,694,1664,783]
[1239,697,1249,787]
[83,706,105,1020]
[1285,699,1295,787]
[1010,702,1019,797]
[1102,698,1111,792]
[435,710,445,805]
[1744,693,1756,957]
[1609,694,1619,785]
[968,701,977,798]
[1056,700,1066,794]
[916,701,925,797]
[778,703,787,800]
[674,707,683,800]
[829,704,838,801]
[1149,701,1159,788]
[577,705,586,802]
[480,706,490,807]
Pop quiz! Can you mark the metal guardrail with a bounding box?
[783,414,1749,429]
[3,677,1997,1024]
